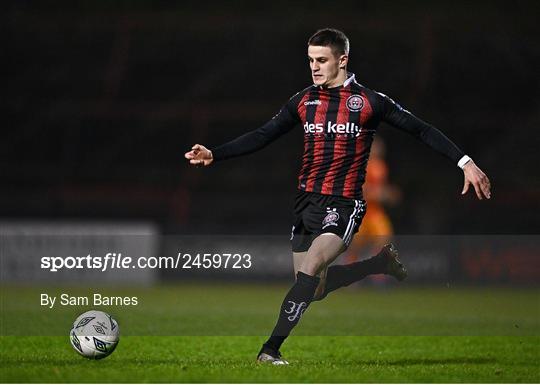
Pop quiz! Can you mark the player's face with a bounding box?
[308,45,347,88]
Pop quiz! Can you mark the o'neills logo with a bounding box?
[304,100,322,106]
[303,121,361,136]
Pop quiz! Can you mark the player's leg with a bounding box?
[313,242,407,301]
[292,251,306,275]
[298,232,345,275]
[296,241,407,302]
[258,233,344,364]
[291,195,407,303]
[258,192,405,364]
[293,251,328,300]
[304,199,406,301]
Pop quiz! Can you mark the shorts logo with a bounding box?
[322,208,340,229]
[346,95,364,112]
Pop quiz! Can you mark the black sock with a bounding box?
[263,272,320,353]
[315,254,386,301]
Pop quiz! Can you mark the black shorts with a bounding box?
[290,190,366,253]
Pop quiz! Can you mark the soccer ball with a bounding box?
[70,310,119,359]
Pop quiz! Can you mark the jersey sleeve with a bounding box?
[376,92,465,164]
[211,93,303,161]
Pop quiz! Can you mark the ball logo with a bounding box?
[71,331,83,353]
[108,315,117,331]
[346,95,364,112]
[93,337,108,353]
[76,316,95,328]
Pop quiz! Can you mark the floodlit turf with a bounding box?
[1,284,539,382]
[2,284,539,336]
[1,336,539,383]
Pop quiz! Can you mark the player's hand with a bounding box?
[184,144,213,167]
[462,160,491,200]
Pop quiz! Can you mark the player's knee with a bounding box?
[298,255,326,276]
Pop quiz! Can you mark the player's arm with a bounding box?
[377,92,491,200]
[184,98,300,167]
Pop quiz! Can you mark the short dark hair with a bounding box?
[308,28,350,56]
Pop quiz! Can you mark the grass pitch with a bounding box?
[1,336,538,383]
[1,284,539,383]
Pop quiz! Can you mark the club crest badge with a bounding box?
[346,94,365,112]
[322,208,340,229]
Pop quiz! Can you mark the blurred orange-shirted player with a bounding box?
[347,137,401,264]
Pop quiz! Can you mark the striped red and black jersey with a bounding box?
[212,73,465,200]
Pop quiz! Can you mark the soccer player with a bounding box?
[185,28,491,365]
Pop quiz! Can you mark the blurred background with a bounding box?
[5,0,540,234]
[2,1,540,287]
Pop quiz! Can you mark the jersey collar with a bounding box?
[316,72,356,90]
[343,72,356,87]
